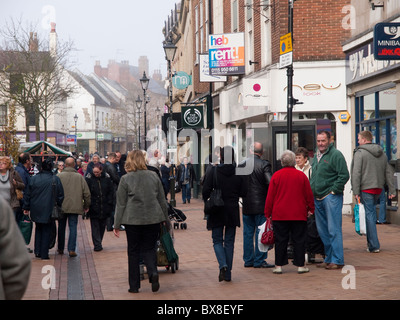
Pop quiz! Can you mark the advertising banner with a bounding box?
[208,32,245,76]
[374,23,400,60]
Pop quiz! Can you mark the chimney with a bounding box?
[49,22,57,56]
[29,32,38,52]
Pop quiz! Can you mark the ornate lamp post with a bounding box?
[73,113,78,152]
[135,95,142,149]
[163,36,177,206]
[140,71,150,150]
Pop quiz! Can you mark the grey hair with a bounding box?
[280,150,296,167]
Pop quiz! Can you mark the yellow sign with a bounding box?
[339,111,351,123]
[280,33,293,55]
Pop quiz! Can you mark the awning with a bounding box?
[20,141,72,157]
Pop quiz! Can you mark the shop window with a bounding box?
[355,86,397,160]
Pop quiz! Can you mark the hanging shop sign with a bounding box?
[172,71,192,89]
[181,106,204,128]
[374,23,400,60]
[208,32,245,76]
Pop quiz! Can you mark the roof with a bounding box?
[20,141,72,156]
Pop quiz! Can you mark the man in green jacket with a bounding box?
[57,157,91,257]
[310,131,349,270]
[351,130,396,253]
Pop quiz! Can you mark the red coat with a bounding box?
[264,167,314,221]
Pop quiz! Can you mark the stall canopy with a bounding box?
[20,141,72,160]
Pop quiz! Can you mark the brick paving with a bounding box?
[23,197,400,301]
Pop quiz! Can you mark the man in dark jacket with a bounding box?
[177,157,196,204]
[23,158,64,259]
[239,142,274,268]
[104,152,120,231]
[85,163,114,251]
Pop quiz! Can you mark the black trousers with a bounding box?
[90,217,107,250]
[273,220,307,267]
[125,224,160,290]
[34,222,52,259]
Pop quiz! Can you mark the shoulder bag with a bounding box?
[204,167,224,215]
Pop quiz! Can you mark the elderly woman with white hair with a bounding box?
[264,150,315,274]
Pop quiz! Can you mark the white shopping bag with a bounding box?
[358,202,367,235]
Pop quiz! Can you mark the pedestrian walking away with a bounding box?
[350,130,396,253]
[23,158,64,260]
[114,150,170,294]
[310,131,349,270]
[239,142,274,269]
[202,146,247,282]
[85,162,115,251]
[264,150,315,274]
[57,157,91,257]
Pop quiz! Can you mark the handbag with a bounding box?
[261,217,274,245]
[19,215,33,245]
[51,177,64,220]
[354,200,367,236]
[204,167,224,215]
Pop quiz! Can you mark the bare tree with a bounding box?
[0,17,77,141]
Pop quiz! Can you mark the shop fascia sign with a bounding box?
[345,40,400,85]
[373,23,400,60]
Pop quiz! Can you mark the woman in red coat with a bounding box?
[264,150,314,274]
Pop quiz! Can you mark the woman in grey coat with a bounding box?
[114,150,169,294]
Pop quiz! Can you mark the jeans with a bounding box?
[242,214,268,267]
[361,192,380,251]
[125,224,159,291]
[181,183,191,203]
[377,189,387,223]
[57,214,79,252]
[211,226,236,280]
[314,194,344,265]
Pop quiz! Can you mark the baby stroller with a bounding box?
[157,222,179,273]
[168,203,187,230]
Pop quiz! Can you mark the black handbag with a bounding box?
[204,167,224,215]
[51,177,64,220]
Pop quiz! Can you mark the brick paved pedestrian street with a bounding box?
[23,197,400,301]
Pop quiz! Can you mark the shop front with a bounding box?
[345,40,400,223]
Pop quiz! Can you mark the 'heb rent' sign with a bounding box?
[208,33,245,76]
[346,41,400,85]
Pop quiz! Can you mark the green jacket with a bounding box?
[114,170,169,229]
[57,167,91,214]
[310,144,349,198]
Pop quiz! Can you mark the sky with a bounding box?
[0,0,179,77]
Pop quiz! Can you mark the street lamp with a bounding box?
[140,71,150,150]
[135,95,142,149]
[163,36,177,207]
[95,117,99,154]
[73,113,78,152]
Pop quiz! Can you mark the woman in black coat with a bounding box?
[85,163,114,251]
[23,158,64,259]
[202,146,247,282]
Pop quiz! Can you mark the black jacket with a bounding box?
[85,172,114,219]
[23,172,64,224]
[177,163,196,188]
[202,163,247,230]
[239,155,272,215]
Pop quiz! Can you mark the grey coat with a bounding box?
[114,170,169,229]
[351,143,396,196]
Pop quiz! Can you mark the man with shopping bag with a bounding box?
[351,131,396,253]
